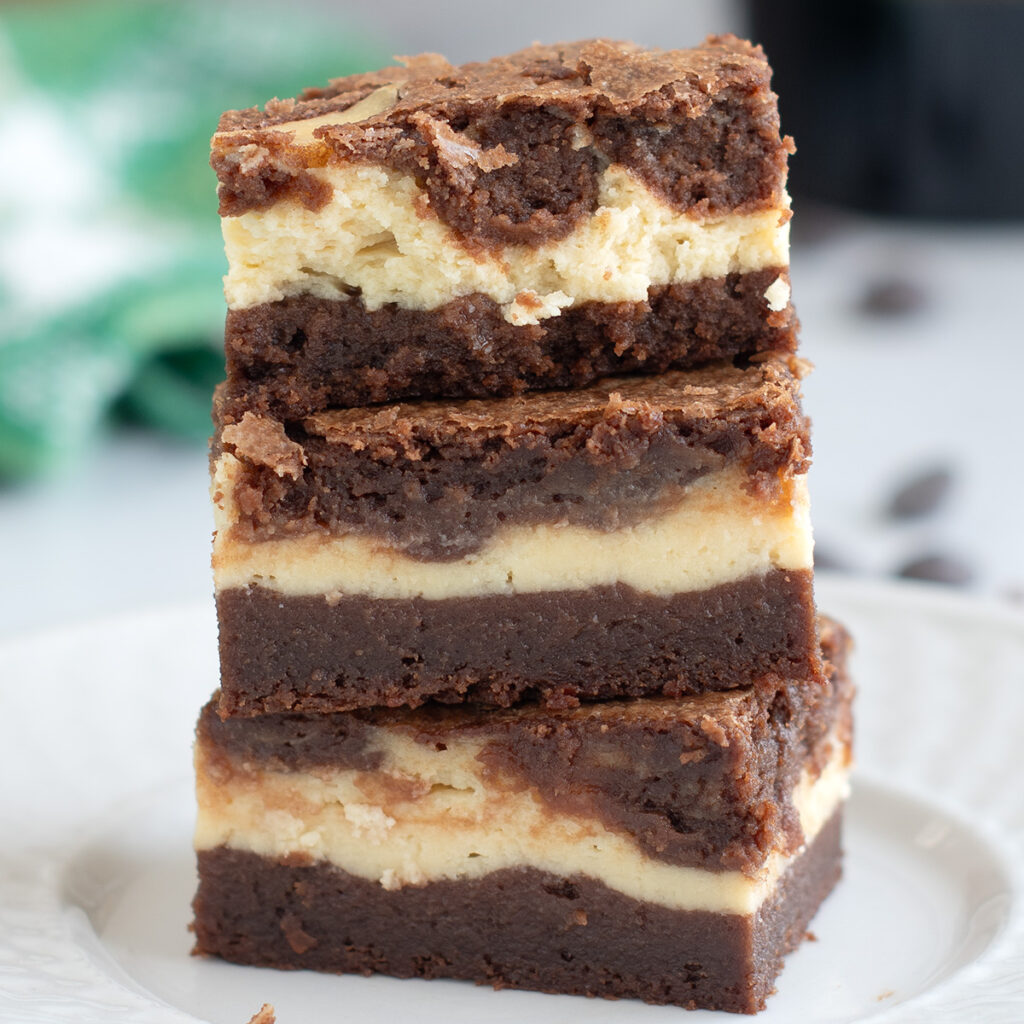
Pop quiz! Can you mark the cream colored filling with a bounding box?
[221,161,790,322]
[195,723,850,915]
[211,461,812,599]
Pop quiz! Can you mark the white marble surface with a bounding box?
[5,212,1024,639]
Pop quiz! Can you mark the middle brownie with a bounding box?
[212,352,817,715]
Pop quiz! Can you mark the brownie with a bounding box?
[214,355,811,557]
[212,36,796,411]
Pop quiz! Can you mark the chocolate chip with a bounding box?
[885,466,954,520]
[895,553,973,586]
[858,278,928,317]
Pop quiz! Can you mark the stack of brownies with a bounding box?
[192,36,853,1014]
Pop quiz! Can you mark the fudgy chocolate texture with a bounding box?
[212,37,793,249]
[192,811,842,1014]
[200,617,850,873]
[215,570,820,715]
[221,270,796,417]
[215,354,810,558]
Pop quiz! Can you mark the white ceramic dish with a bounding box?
[2,575,1022,1023]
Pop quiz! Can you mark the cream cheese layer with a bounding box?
[194,725,850,916]
[211,463,813,600]
[221,163,790,323]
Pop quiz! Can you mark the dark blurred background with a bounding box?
[2,0,1022,635]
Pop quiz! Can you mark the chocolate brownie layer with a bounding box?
[221,269,795,416]
[192,810,842,1014]
[213,355,810,558]
[201,617,850,872]
[213,37,792,236]
[215,570,819,715]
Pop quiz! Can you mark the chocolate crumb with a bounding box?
[884,466,953,520]
[222,412,306,480]
[699,715,730,747]
[858,278,928,317]
[896,553,973,587]
[280,912,318,954]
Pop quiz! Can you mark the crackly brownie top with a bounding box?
[212,36,792,243]
[218,36,771,133]
[294,353,809,458]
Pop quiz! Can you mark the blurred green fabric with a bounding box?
[0,0,385,479]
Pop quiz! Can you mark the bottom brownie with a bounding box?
[193,810,841,1014]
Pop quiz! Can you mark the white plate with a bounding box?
[2,575,1022,1023]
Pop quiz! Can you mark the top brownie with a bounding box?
[213,37,797,414]
[214,36,789,234]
